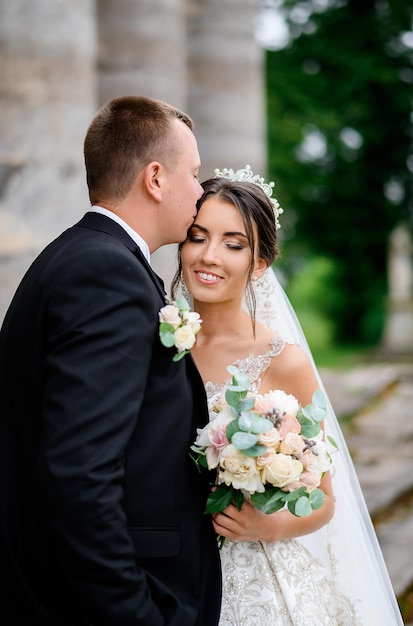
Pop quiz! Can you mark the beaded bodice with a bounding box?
[204,335,296,400]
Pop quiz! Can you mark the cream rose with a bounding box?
[261,453,303,488]
[256,446,277,467]
[253,394,276,415]
[219,444,265,493]
[257,429,281,447]
[174,325,196,351]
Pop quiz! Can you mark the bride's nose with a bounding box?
[200,241,220,265]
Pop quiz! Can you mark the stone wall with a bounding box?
[0,0,264,320]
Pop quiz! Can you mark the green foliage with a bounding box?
[266,0,413,345]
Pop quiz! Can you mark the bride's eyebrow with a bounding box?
[190,224,247,239]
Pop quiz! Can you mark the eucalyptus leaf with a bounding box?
[310,405,327,421]
[249,416,274,434]
[175,296,190,310]
[327,435,338,450]
[300,421,321,439]
[225,388,247,408]
[282,486,307,501]
[227,365,251,390]
[159,322,175,333]
[290,495,312,517]
[242,443,267,457]
[231,431,258,450]
[312,388,326,408]
[239,396,255,412]
[160,331,176,348]
[309,488,325,510]
[238,412,253,431]
[226,419,239,442]
[251,488,286,514]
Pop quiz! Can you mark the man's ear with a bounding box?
[143,162,162,202]
[253,257,269,280]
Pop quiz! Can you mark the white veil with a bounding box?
[253,267,404,625]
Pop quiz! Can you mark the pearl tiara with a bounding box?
[214,164,283,230]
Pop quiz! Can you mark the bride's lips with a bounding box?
[194,270,223,285]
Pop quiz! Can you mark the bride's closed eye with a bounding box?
[225,241,246,250]
[187,234,206,243]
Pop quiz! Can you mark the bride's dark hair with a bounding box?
[171,176,279,326]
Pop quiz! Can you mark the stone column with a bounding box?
[0,0,96,323]
[97,0,188,109]
[96,0,188,289]
[186,0,266,181]
[381,223,413,356]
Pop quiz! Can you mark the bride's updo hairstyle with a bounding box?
[172,175,279,326]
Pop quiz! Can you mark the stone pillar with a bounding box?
[97,0,188,109]
[0,0,96,323]
[186,0,266,181]
[381,223,413,356]
[96,0,188,290]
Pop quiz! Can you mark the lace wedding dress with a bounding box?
[203,268,404,625]
[205,337,361,626]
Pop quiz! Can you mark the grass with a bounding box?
[293,307,369,369]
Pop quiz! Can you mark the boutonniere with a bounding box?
[159,296,202,361]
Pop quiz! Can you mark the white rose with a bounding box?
[183,310,202,333]
[159,304,181,328]
[174,325,196,351]
[265,389,300,416]
[308,433,331,473]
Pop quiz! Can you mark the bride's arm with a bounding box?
[212,472,334,543]
[213,343,335,543]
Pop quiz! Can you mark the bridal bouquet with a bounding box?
[191,366,334,518]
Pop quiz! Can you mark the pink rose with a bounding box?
[159,304,181,328]
[277,413,301,439]
[300,469,322,491]
[279,432,305,456]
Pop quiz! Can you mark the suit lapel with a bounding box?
[77,212,166,299]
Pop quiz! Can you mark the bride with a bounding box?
[171,166,403,625]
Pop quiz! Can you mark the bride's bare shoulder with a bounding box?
[256,327,317,399]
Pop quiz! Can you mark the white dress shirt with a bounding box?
[90,205,151,265]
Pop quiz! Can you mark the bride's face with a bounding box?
[181,196,255,305]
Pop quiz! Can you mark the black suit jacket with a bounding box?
[0,212,221,625]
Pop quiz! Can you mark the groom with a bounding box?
[0,96,221,624]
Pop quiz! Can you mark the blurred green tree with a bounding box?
[265,0,413,344]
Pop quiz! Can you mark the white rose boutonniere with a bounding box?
[159,296,202,361]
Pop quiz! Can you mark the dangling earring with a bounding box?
[179,273,191,302]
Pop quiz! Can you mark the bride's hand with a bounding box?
[212,499,278,543]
